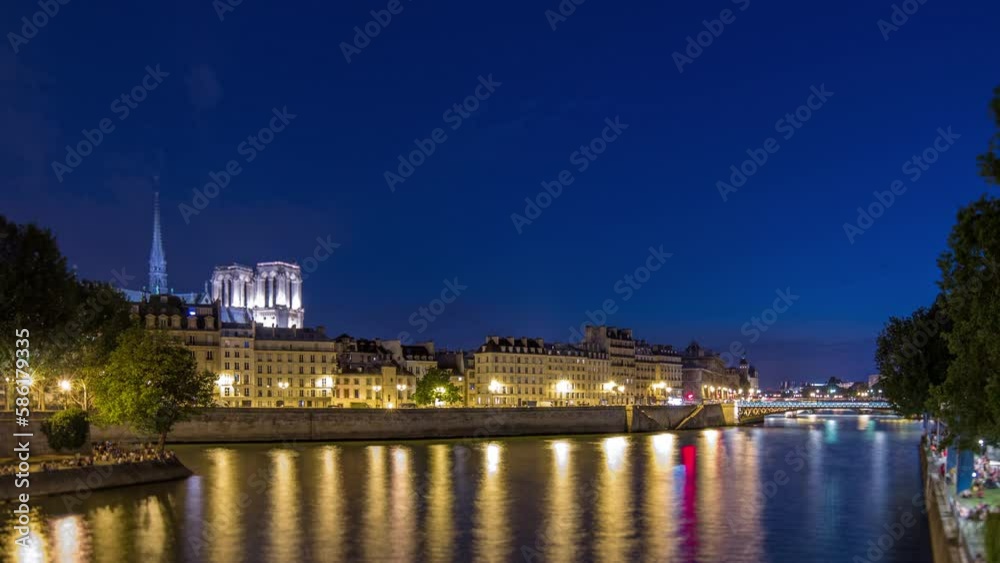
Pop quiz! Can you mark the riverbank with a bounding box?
[3,405,733,448]
[921,442,976,563]
[0,457,192,503]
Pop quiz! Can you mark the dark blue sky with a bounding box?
[3,0,998,385]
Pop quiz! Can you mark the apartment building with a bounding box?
[583,326,637,403]
[635,340,683,403]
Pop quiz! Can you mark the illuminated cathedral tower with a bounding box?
[148,189,168,294]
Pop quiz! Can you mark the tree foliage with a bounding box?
[935,196,1000,446]
[0,216,135,408]
[932,86,1000,447]
[413,368,462,407]
[62,281,134,390]
[0,216,81,387]
[874,303,951,417]
[40,407,90,451]
[92,326,215,449]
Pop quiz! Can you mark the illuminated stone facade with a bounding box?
[472,336,611,406]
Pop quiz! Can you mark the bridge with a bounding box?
[734,400,895,424]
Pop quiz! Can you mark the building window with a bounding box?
[257,365,263,374]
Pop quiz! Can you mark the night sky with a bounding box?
[3,1,999,386]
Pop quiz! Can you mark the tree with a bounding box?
[40,408,89,451]
[92,326,215,450]
[0,216,81,407]
[60,281,134,408]
[874,303,951,417]
[413,368,462,407]
[934,86,1000,447]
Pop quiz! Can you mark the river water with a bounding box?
[3,414,930,562]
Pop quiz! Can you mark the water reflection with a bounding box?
[52,515,83,563]
[643,434,676,561]
[544,440,578,563]
[0,417,931,563]
[426,444,454,563]
[596,436,631,562]
[205,448,243,563]
[363,445,388,561]
[314,446,344,561]
[474,442,509,562]
[267,449,300,561]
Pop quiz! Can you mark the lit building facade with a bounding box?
[472,337,612,406]
[583,326,638,403]
[681,342,740,401]
[636,341,683,403]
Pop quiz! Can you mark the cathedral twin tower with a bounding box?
[209,262,304,329]
[141,191,305,329]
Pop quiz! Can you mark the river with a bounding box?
[3,414,930,562]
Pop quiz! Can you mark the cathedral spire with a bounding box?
[149,187,168,294]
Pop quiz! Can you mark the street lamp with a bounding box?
[555,380,572,406]
[59,378,89,411]
[489,379,503,407]
[396,383,407,406]
[277,380,289,406]
[433,386,446,407]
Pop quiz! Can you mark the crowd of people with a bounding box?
[0,441,177,474]
[91,441,177,465]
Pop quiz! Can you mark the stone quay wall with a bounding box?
[0,458,192,502]
[920,445,970,563]
[3,404,732,452]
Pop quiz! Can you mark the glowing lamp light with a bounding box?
[488,380,503,393]
[555,380,572,394]
[59,379,72,392]
[216,375,234,387]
